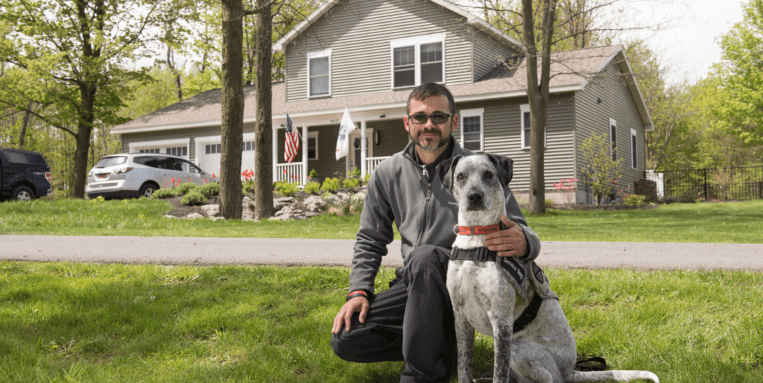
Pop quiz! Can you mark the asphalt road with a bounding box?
[2,235,763,271]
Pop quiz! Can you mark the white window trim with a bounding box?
[308,131,319,160]
[390,33,446,89]
[129,138,190,153]
[307,49,332,98]
[520,104,546,149]
[630,127,638,169]
[459,108,484,152]
[609,118,617,161]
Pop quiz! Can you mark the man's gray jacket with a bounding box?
[349,138,541,295]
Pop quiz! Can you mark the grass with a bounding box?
[0,262,761,382]
[2,198,763,243]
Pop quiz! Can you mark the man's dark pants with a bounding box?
[331,245,457,383]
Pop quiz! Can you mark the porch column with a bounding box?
[301,125,308,185]
[272,126,278,183]
[360,120,367,179]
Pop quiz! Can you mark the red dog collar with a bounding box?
[454,222,508,235]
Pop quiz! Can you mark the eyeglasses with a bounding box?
[408,113,453,125]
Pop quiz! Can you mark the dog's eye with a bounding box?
[484,171,493,179]
[457,173,464,181]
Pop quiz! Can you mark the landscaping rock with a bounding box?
[186,212,205,219]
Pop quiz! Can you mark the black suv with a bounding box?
[0,148,53,201]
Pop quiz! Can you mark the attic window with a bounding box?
[307,49,331,97]
[391,34,446,88]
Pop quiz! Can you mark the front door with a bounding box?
[349,128,373,175]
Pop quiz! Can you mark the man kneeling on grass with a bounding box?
[329,82,541,383]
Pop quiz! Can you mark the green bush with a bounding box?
[198,182,220,197]
[624,194,647,206]
[545,199,555,207]
[176,182,197,195]
[344,178,360,191]
[350,166,361,177]
[277,182,300,197]
[180,190,207,206]
[304,181,320,195]
[151,188,177,199]
[309,168,318,178]
[243,179,256,196]
[321,177,341,193]
[365,173,371,183]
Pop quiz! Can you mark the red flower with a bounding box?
[205,179,208,183]
[171,177,175,184]
[212,173,216,178]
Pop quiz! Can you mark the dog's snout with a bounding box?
[468,192,483,204]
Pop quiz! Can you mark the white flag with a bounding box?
[335,106,357,160]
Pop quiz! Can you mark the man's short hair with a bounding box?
[406,82,456,115]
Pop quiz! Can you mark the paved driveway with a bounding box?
[2,235,763,271]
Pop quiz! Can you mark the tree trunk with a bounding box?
[253,0,274,220]
[220,0,244,219]
[72,86,96,199]
[18,101,33,150]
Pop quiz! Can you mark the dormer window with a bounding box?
[307,49,331,97]
[391,34,446,88]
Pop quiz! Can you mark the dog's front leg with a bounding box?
[491,317,513,383]
[454,313,475,383]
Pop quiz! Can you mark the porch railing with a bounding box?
[366,156,389,175]
[275,163,303,184]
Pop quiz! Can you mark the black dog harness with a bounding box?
[449,247,545,333]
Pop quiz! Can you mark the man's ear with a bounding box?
[484,153,513,188]
[436,155,463,190]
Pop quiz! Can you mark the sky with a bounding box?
[632,0,747,83]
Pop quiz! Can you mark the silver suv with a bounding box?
[86,153,211,199]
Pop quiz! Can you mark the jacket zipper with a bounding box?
[415,165,432,248]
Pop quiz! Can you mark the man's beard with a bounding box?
[410,128,449,151]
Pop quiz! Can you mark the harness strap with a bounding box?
[513,293,543,333]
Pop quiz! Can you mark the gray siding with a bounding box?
[574,62,646,191]
[472,31,515,81]
[453,95,576,191]
[285,0,478,102]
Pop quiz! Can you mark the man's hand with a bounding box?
[484,215,528,258]
[331,296,369,334]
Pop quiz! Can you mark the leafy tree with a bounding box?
[0,0,158,198]
[716,0,763,146]
[580,132,623,204]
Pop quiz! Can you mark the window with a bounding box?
[307,131,319,160]
[460,108,484,151]
[631,128,638,169]
[610,118,617,161]
[139,148,160,154]
[520,104,546,149]
[165,146,187,157]
[205,144,221,154]
[391,34,445,88]
[307,49,331,97]
[242,141,254,152]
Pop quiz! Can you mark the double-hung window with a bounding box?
[460,108,484,151]
[307,49,331,97]
[609,118,617,161]
[630,128,638,169]
[307,131,319,160]
[391,34,445,88]
[520,104,546,149]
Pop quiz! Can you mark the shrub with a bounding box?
[309,168,318,178]
[152,188,177,199]
[349,193,365,214]
[350,166,361,177]
[181,190,207,206]
[304,181,320,194]
[545,199,555,207]
[198,182,220,197]
[243,179,256,196]
[623,194,646,206]
[176,182,197,195]
[344,178,361,191]
[277,182,299,197]
[321,177,341,193]
[365,173,371,183]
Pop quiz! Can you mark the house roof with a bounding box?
[112,45,652,134]
[272,0,523,53]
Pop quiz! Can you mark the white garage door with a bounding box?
[195,135,255,180]
[198,143,222,177]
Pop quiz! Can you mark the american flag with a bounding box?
[284,113,299,163]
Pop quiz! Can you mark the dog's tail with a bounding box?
[569,370,659,383]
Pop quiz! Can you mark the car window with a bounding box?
[181,160,202,173]
[6,151,30,164]
[95,156,127,168]
[132,156,159,168]
[155,156,175,170]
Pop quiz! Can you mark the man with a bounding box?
[330,82,541,383]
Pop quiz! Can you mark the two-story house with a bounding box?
[111,0,653,203]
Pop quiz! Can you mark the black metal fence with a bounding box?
[651,165,763,201]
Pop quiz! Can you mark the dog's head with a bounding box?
[437,154,513,212]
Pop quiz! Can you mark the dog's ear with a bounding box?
[436,155,463,190]
[484,153,513,188]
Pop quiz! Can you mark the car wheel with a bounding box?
[139,184,158,199]
[11,186,35,201]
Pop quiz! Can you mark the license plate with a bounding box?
[97,174,107,179]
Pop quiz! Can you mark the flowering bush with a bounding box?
[553,178,579,206]
[242,179,256,196]
[241,169,254,181]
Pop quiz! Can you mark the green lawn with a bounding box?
[2,198,763,243]
[0,262,761,382]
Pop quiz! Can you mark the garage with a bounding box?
[128,139,190,160]
[195,134,255,178]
